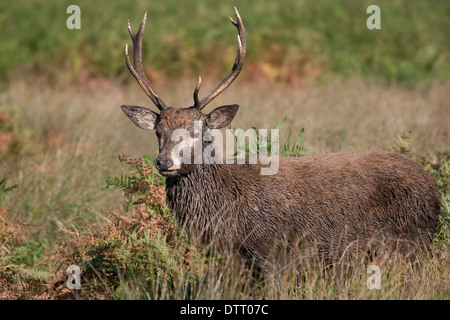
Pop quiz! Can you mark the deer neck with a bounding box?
[164,163,237,242]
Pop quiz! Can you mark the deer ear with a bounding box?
[121,105,159,130]
[206,104,239,129]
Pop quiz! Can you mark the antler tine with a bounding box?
[194,7,246,110]
[125,11,168,111]
[193,76,202,108]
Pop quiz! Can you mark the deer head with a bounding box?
[121,8,246,177]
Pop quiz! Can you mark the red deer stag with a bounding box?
[120,8,441,272]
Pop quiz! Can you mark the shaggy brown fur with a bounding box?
[165,150,441,270]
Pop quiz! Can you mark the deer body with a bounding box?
[120,9,441,270]
[165,151,440,267]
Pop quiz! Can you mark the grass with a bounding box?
[0,76,449,299]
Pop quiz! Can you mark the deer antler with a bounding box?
[193,7,247,111]
[125,11,168,111]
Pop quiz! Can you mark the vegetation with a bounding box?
[0,0,449,300]
[0,105,448,298]
[0,0,449,85]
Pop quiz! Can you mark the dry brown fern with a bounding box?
[117,154,166,209]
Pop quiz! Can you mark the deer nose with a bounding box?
[156,157,174,171]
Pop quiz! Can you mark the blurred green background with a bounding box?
[0,0,449,85]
